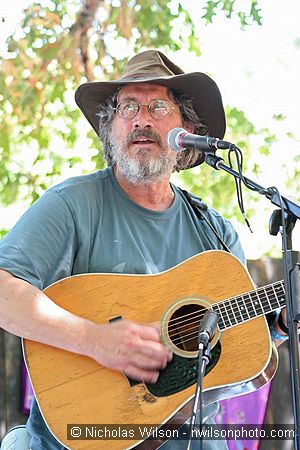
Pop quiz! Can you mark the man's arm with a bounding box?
[0,269,172,383]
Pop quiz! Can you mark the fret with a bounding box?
[218,301,232,328]
[270,283,280,310]
[231,297,244,323]
[212,303,227,331]
[256,286,270,314]
[239,294,251,321]
[242,292,257,319]
[225,299,238,326]
[273,281,285,308]
[223,301,235,326]
[250,290,263,315]
[263,286,273,312]
[211,280,286,331]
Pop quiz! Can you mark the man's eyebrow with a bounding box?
[117,97,168,102]
[117,96,137,102]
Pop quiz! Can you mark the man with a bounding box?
[0,50,288,450]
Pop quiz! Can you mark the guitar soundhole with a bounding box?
[168,304,206,353]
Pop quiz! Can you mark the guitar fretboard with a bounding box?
[212,280,285,331]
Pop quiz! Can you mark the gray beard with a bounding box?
[110,138,177,185]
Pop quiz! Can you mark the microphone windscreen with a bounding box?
[167,127,186,152]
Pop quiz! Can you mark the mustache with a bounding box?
[126,128,163,146]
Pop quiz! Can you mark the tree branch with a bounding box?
[70,0,103,80]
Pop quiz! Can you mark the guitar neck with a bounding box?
[212,280,285,331]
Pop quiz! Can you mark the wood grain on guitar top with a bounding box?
[23,250,276,450]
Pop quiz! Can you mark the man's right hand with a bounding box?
[89,319,173,384]
[0,270,172,384]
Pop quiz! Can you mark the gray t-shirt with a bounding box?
[0,166,244,449]
[0,166,245,288]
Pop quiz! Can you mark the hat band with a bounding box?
[120,72,173,82]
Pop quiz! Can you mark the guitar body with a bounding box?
[23,250,278,449]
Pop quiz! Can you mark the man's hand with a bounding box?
[270,308,288,346]
[89,319,173,384]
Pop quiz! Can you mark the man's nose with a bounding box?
[133,105,154,128]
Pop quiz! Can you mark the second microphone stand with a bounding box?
[204,151,300,450]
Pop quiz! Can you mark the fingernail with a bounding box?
[152,372,159,384]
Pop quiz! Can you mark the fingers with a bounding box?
[281,308,287,323]
[138,322,161,341]
[115,330,170,370]
[123,365,160,384]
[135,322,173,361]
[129,346,169,371]
[94,320,173,383]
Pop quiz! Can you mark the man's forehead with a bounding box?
[118,83,169,99]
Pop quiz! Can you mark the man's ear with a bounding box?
[183,122,194,133]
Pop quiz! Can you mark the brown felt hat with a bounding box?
[75,49,226,168]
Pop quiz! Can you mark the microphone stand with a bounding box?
[187,343,211,450]
[204,151,300,450]
[187,310,218,450]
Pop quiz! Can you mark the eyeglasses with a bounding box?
[115,99,177,119]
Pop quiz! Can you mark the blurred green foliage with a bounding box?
[0,0,298,236]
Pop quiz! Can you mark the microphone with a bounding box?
[198,309,219,348]
[167,127,232,152]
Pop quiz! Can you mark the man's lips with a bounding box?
[131,138,156,144]
[127,129,162,147]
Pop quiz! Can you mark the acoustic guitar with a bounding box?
[23,250,285,449]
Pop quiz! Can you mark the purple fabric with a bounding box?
[215,383,271,450]
[22,362,34,415]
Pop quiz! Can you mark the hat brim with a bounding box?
[75,72,226,168]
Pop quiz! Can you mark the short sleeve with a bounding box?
[0,190,77,289]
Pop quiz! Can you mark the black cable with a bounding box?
[228,144,253,232]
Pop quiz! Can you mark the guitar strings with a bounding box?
[165,301,285,348]
[162,281,285,347]
[165,296,284,340]
[165,279,284,329]
[167,291,282,346]
[165,303,272,348]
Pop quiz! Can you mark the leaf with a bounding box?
[0,0,281,231]
[273,113,286,121]
[286,131,295,139]
[250,0,263,25]
[222,0,235,18]
[264,133,277,145]
[258,145,270,156]
[0,229,9,240]
[202,1,219,23]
